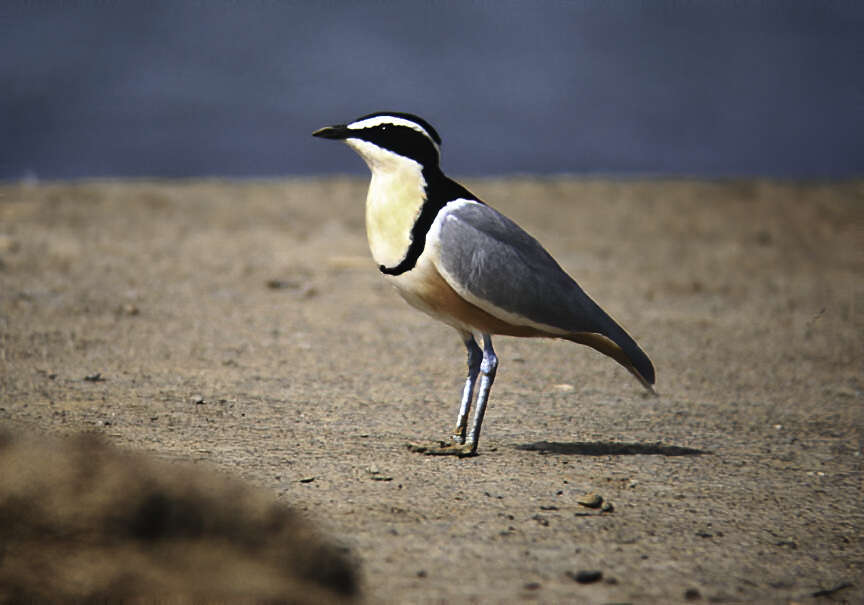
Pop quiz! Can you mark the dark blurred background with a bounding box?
[1,1,862,180]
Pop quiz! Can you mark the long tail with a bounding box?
[563,300,656,393]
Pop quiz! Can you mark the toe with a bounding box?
[406,442,476,457]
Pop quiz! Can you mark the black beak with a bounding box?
[312,124,351,140]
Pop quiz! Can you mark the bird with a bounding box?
[313,112,655,456]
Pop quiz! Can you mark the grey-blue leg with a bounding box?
[464,334,498,454]
[407,332,495,457]
[452,334,483,444]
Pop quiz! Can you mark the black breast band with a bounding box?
[378,169,480,276]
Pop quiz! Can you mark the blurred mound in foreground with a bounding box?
[0,430,358,603]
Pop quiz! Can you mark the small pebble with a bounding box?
[601,501,615,513]
[367,465,393,481]
[577,493,603,508]
[684,587,701,600]
[84,372,104,382]
[523,582,541,590]
[566,570,603,584]
[266,279,301,290]
[531,514,549,527]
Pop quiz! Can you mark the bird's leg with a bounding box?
[463,335,498,454]
[452,335,483,444]
[406,333,488,457]
[407,334,497,457]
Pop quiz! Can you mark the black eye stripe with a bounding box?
[355,124,439,166]
[354,112,442,145]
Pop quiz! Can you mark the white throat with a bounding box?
[346,138,428,269]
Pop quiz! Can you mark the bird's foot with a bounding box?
[406,440,477,457]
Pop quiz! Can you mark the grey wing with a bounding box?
[436,202,602,333]
[436,201,655,387]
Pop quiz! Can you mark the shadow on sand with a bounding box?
[515,441,708,456]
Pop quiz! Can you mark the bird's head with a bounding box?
[313,112,442,172]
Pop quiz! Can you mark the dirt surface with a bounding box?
[1,178,862,604]
[0,430,357,603]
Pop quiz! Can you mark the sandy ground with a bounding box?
[1,178,862,604]
[0,429,358,602]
